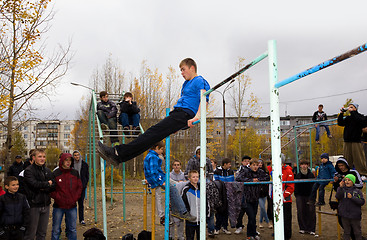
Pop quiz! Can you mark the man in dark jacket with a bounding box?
[51,153,82,240]
[185,146,213,180]
[73,150,89,225]
[338,103,367,175]
[312,104,332,142]
[97,91,119,145]
[23,149,55,240]
[294,160,316,235]
[118,92,140,133]
[7,155,24,178]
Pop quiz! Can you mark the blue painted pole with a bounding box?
[275,42,367,88]
[164,108,171,240]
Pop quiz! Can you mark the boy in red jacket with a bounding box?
[51,153,82,240]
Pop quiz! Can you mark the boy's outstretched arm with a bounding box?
[188,102,209,128]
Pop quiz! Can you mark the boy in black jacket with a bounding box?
[236,159,270,240]
[0,176,30,240]
[335,174,365,240]
[294,160,316,235]
[118,92,140,134]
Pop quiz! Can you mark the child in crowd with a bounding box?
[51,153,82,240]
[0,176,30,240]
[143,141,194,222]
[185,146,213,180]
[308,153,336,206]
[213,158,234,235]
[258,159,272,229]
[335,174,365,240]
[235,155,251,234]
[333,156,363,191]
[97,91,119,145]
[294,160,316,236]
[236,159,270,240]
[118,92,140,133]
[182,170,200,240]
[169,160,185,240]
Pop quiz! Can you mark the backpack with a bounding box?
[206,180,222,212]
[137,230,151,240]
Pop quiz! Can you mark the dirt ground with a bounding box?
[40,179,366,239]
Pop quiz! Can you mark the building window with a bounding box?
[64,125,70,131]
[64,142,70,146]
[24,134,28,139]
[64,134,70,139]
[24,126,28,131]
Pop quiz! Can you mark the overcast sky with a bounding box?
[39,0,367,120]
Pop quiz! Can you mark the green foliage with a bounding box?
[10,130,27,159]
[45,145,61,168]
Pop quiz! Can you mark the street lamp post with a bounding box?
[70,82,95,91]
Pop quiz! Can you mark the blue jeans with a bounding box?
[259,197,269,223]
[97,110,118,143]
[315,123,331,141]
[51,207,77,240]
[161,180,187,215]
[119,113,140,128]
[207,212,215,233]
[309,182,327,204]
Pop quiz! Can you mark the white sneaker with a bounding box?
[214,230,219,235]
[268,223,273,229]
[235,227,243,234]
[259,223,264,228]
[222,228,231,235]
[299,230,305,234]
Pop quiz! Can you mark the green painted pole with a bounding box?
[294,126,299,172]
[122,137,126,222]
[309,127,313,169]
[92,92,98,223]
[88,110,92,208]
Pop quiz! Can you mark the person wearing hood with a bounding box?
[335,174,365,240]
[7,155,24,179]
[50,153,82,240]
[338,103,367,176]
[185,146,214,180]
[333,157,363,191]
[72,150,89,225]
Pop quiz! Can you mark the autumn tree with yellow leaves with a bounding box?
[0,0,72,169]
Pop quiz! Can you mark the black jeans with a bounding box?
[78,188,86,222]
[0,227,24,240]
[296,195,316,232]
[215,212,229,230]
[245,201,259,237]
[284,202,292,240]
[115,109,192,162]
[185,222,199,240]
[97,110,119,143]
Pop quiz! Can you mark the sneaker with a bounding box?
[101,123,108,131]
[309,232,315,235]
[299,230,305,234]
[307,200,315,205]
[160,216,165,225]
[259,223,264,228]
[234,227,242,234]
[268,223,273,229]
[256,231,260,236]
[214,230,219,235]
[208,232,215,238]
[316,202,325,206]
[80,220,86,225]
[133,126,140,135]
[97,141,120,166]
[234,227,243,234]
[328,135,333,138]
[180,212,196,222]
[222,228,231,235]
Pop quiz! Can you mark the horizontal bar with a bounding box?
[106,191,144,194]
[276,42,367,88]
[294,118,338,129]
[241,179,334,185]
[204,51,268,96]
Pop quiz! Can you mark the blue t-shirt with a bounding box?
[174,75,210,115]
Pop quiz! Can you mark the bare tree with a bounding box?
[0,0,72,169]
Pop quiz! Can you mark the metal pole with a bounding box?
[268,40,284,240]
[143,183,148,230]
[100,154,108,239]
[199,89,207,240]
[275,42,367,88]
[88,111,92,208]
[151,188,156,240]
[122,137,126,222]
[309,127,313,169]
[92,94,98,223]
[294,127,299,172]
[111,165,114,207]
[223,96,227,158]
[164,108,170,240]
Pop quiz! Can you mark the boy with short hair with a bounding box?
[333,156,363,191]
[97,58,210,164]
[312,104,332,142]
[97,91,119,145]
[294,160,316,235]
[143,141,194,222]
[214,158,234,235]
[182,170,200,240]
[51,153,82,240]
[0,176,30,240]
[335,174,365,240]
[236,159,270,240]
[118,92,140,133]
[169,160,185,240]
[308,153,336,206]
